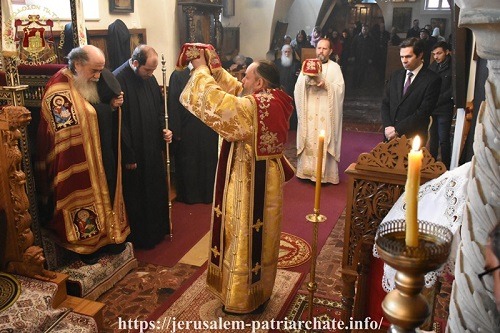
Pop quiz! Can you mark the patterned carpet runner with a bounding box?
[278,232,311,269]
[0,274,98,332]
[154,269,302,333]
[0,272,20,312]
[284,293,344,333]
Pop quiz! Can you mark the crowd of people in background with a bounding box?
[266,19,451,86]
[35,14,455,264]
[31,10,494,320]
[261,18,454,168]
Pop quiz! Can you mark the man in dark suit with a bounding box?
[381,37,441,143]
[428,41,453,169]
[406,19,420,39]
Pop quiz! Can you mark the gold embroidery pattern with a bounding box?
[185,46,201,61]
[256,90,284,154]
[251,262,261,275]
[252,219,264,232]
[214,205,222,217]
[211,246,221,258]
[207,49,222,69]
[306,60,319,72]
[191,85,243,137]
[14,14,58,65]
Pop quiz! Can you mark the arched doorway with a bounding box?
[314,0,386,132]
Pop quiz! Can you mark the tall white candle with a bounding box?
[405,135,423,247]
[314,130,325,212]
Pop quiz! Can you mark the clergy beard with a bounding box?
[281,56,293,67]
[241,87,252,97]
[317,54,328,63]
[73,74,100,104]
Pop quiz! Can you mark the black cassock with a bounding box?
[274,59,300,130]
[113,62,170,249]
[168,68,218,204]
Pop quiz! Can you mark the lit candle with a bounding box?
[314,130,325,212]
[405,135,423,247]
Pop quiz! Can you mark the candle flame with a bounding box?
[320,130,325,137]
[412,135,421,151]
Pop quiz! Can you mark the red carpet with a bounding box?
[135,130,382,269]
[278,293,345,333]
[145,263,208,325]
[278,232,311,269]
[136,131,381,332]
[149,268,302,333]
[278,291,446,333]
[276,292,385,332]
[134,203,212,267]
[281,130,382,274]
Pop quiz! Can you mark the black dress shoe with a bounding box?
[249,298,270,314]
[103,243,127,254]
[79,252,101,265]
[221,306,244,316]
[221,299,270,316]
[222,305,239,316]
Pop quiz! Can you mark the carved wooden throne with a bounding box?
[340,135,447,331]
[0,105,54,279]
[0,105,106,330]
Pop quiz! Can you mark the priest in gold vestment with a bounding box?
[180,47,294,314]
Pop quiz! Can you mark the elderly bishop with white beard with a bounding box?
[36,45,129,264]
[274,44,300,129]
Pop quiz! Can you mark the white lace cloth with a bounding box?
[373,162,471,292]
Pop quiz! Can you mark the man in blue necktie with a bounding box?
[381,38,441,143]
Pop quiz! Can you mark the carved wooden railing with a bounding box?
[340,135,446,331]
[0,105,54,279]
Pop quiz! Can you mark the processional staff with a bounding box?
[161,54,173,239]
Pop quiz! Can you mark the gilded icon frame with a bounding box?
[109,0,134,14]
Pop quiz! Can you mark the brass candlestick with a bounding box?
[375,220,452,332]
[306,210,327,322]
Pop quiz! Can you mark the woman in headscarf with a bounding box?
[432,27,446,42]
[310,26,322,48]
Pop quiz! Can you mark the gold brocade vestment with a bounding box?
[180,66,293,313]
[36,68,129,254]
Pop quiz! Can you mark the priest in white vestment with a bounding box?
[295,38,345,184]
